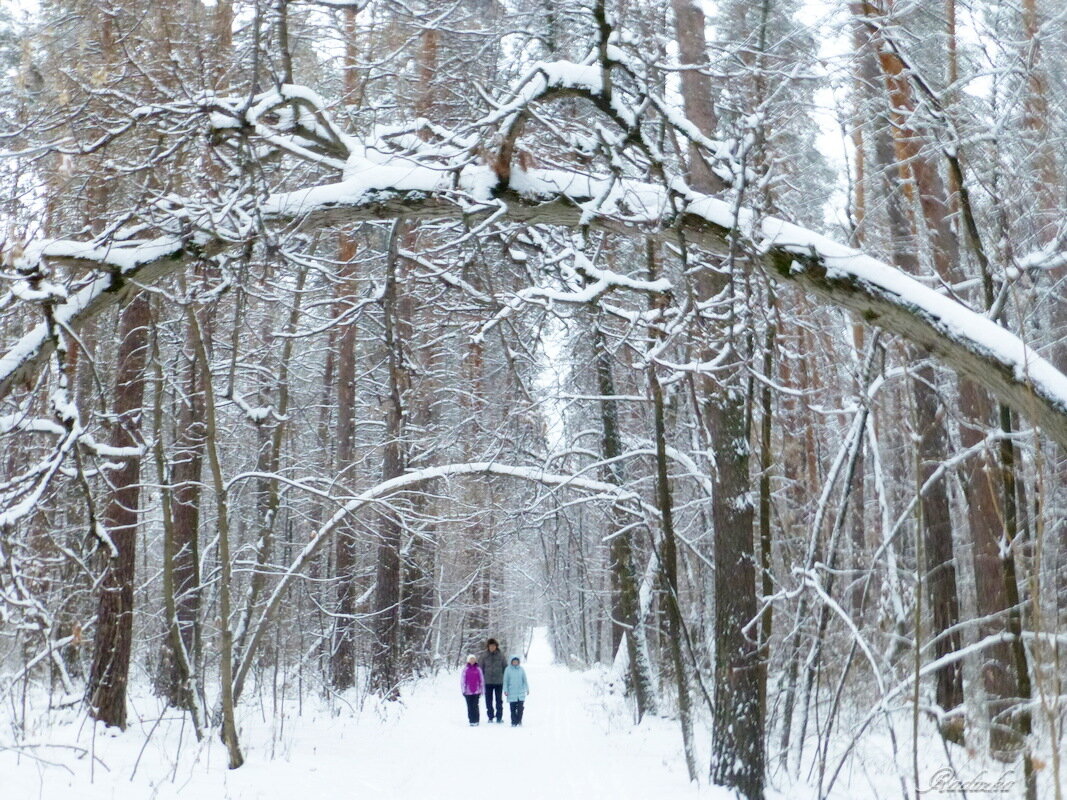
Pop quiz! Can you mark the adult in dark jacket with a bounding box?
[478,638,506,723]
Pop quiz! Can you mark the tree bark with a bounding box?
[152,313,205,735]
[593,317,656,721]
[184,293,243,768]
[1021,0,1067,626]
[853,0,965,737]
[397,243,436,672]
[867,1,1028,751]
[166,342,204,709]
[329,6,364,691]
[370,223,406,698]
[330,233,360,691]
[86,291,151,729]
[648,336,698,782]
[670,1,765,795]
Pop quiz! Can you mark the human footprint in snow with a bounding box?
[503,655,529,727]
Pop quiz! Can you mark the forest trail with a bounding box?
[327,628,708,800]
[4,628,718,800]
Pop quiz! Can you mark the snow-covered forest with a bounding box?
[1,1,1065,798]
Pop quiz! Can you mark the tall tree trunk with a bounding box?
[397,248,435,672]
[593,317,657,721]
[370,223,406,698]
[648,329,698,782]
[166,342,204,709]
[1020,0,1067,622]
[153,332,204,737]
[86,292,151,729]
[670,1,765,795]
[330,9,363,690]
[757,291,776,714]
[1019,2,1061,795]
[910,363,965,735]
[868,1,1030,753]
[705,386,763,799]
[184,293,243,768]
[394,20,440,648]
[330,233,360,691]
[852,0,966,738]
[163,0,230,703]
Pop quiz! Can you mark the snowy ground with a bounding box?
[3,629,723,800]
[3,628,1042,799]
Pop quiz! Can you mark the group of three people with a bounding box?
[460,638,529,727]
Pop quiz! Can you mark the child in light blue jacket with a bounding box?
[503,655,529,726]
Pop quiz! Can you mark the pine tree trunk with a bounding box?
[153,322,205,736]
[86,291,151,729]
[330,233,360,691]
[329,9,364,689]
[671,0,764,794]
[852,1,967,734]
[397,246,435,672]
[166,345,204,709]
[1020,0,1067,626]
[370,224,406,698]
[706,389,763,799]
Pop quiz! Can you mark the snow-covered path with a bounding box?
[323,629,704,799]
[5,629,714,800]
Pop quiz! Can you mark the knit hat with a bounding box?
[467,654,478,663]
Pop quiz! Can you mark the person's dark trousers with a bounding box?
[465,694,480,724]
[509,700,524,725]
[485,684,503,721]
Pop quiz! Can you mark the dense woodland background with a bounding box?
[0,1,1065,798]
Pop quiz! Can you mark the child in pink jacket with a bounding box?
[460,654,485,726]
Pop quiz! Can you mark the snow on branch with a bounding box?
[0,412,141,459]
[0,236,191,397]
[483,57,740,189]
[231,460,655,701]
[5,160,1067,449]
[4,63,1067,449]
[260,167,1067,447]
[474,248,672,342]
